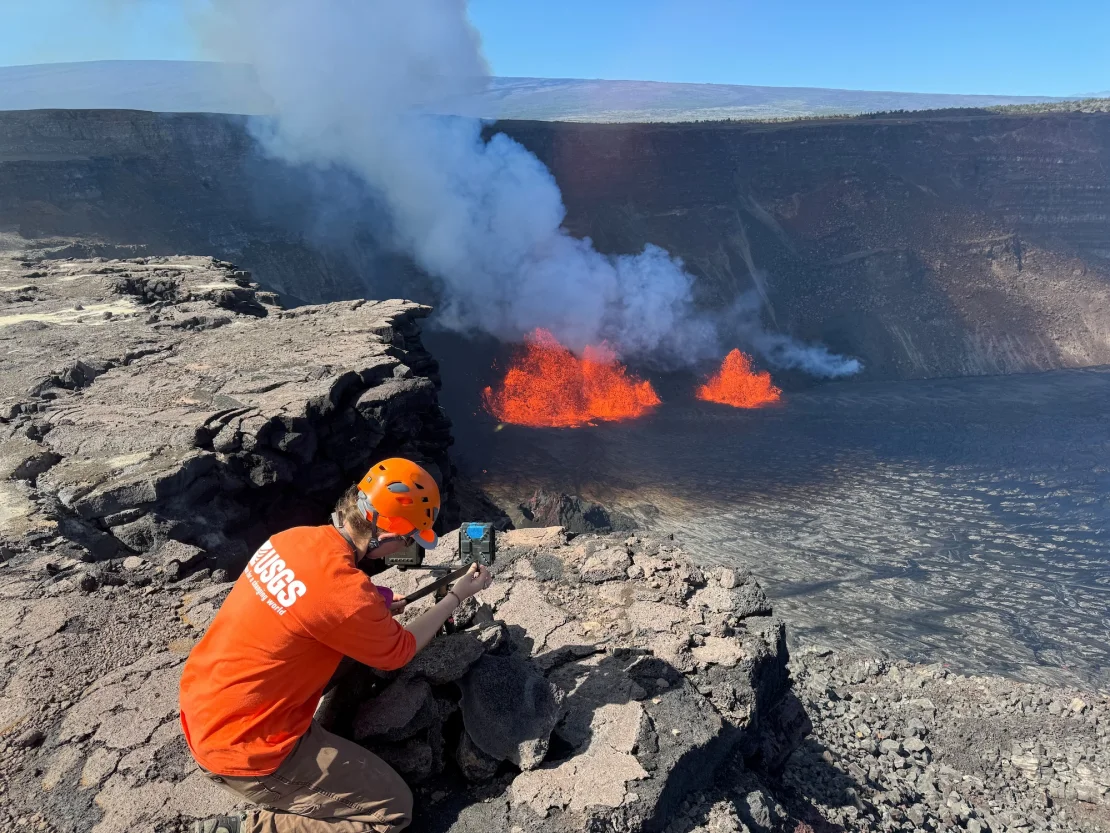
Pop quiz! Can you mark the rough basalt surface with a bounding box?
[774,649,1110,833]
[0,251,457,832]
[330,527,809,833]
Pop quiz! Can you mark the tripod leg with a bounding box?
[434,585,456,635]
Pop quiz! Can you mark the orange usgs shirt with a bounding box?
[179,525,416,776]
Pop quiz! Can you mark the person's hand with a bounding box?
[389,597,408,616]
[451,563,492,602]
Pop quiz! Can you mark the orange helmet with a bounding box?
[357,457,441,549]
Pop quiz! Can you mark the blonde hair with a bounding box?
[335,484,376,538]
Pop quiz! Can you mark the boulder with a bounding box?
[740,789,774,833]
[458,653,563,770]
[152,540,206,578]
[731,577,773,619]
[402,630,486,685]
[353,678,437,743]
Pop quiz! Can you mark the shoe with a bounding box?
[191,815,245,833]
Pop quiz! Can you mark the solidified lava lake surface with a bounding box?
[453,365,1110,688]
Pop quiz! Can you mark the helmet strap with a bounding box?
[331,512,357,549]
[334,499,382,557]
[355,491,383,551]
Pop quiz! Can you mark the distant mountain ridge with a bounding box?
[474,76,1065,122]
[0,61,273,115]
[0,59,1069,122]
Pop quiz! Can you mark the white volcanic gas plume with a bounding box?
[197,0,859,376]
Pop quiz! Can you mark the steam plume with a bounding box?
[197,0,859,375]
[728,291,863,377]
[754,333,862,377]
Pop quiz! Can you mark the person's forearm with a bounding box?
[405,593,460,653]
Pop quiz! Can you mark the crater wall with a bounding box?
[2,108,1109,379]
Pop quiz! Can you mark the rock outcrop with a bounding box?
[1,252,454,575]
[324,526,809,833]
[515,489,636,535]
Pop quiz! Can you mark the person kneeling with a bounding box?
[179,458,492,833]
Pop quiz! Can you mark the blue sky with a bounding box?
[1,0,1107,96]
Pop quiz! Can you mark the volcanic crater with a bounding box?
[1,105,1110,832]
[2,106,1109,687]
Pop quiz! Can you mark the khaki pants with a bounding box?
[201,721,412,833]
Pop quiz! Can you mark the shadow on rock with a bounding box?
[415,647,748,833]
[639,707,877,833]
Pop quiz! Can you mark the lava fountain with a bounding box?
[697,349,782,408]
[482,329,662,428]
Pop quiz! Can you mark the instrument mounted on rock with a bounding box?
[386,522,496,604]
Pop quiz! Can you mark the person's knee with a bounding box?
[377,781,412,833]
[394,783,414,829]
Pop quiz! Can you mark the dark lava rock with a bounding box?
[517,489,635,535]
[375,737,434,784]
[353,678,437,743]
[455,729,501,782]
[740,788,774,832]
[153,540,206,578]
[402,630,485,686]
[733,576,774,619]
[458,653,563,770]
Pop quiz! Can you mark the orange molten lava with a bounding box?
[483,329,661,428]
[696,349,782,408]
